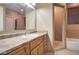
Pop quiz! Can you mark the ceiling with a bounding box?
[54,3,65,7]
[66,3,79,8]
[1,3,79,14]
[0,3,34,15]
[53,3,79,8]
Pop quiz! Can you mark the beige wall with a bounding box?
[67,24,79,38]
[0,6,4,32]
[66,7,79,38]
[36,3,54,48]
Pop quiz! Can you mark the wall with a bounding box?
[67,7,79,24]
[26,10,36,32]
[67,7,79,38]
[0,6,4,32]
[36,3,54,50]
[66,24,79,38]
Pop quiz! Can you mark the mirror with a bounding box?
[0,6,4,32]
[0,3,36,35]
[26,9,36,32]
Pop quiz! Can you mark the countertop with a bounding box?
[0,30,26,36]
[0,32,47,54]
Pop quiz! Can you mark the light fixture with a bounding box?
[23,3,35,9]
[32,3,36,6]
[20,9,23,12]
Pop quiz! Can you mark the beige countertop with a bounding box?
[0,32,47,54]
[0,30,26,36]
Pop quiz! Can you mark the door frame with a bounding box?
[52,3,67,50]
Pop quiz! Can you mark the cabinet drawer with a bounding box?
[30,36,43,50]
[8,46,26,55]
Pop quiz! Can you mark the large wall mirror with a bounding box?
[26,9,36,32]
[0,3,36,35]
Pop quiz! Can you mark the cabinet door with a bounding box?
[8,46,26,55]
[37,42,44,55]
[31,42,44,55]
[43,41,47,53]
[43,35,47,53]
[30,37,43,50]
[25,43,30,55]
[31,47,38,55]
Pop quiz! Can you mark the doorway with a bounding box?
[53,4,66,50]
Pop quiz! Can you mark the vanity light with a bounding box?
[20,9,23,12]
[32,3,36,6]
[23,3,35,9]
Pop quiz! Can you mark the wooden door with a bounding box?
[54,5,64,41]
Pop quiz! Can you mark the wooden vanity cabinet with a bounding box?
[6,33,50,55]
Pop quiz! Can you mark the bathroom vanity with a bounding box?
[0,32,52,55]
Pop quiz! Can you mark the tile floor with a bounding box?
[55,38,79,55]
[46,38,79,55]
[54,41,63,49]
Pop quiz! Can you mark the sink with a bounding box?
[21,35,27,38]
[20,33,39,39]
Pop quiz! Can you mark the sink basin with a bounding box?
[21,35,27,38]
[20,33,39,39]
